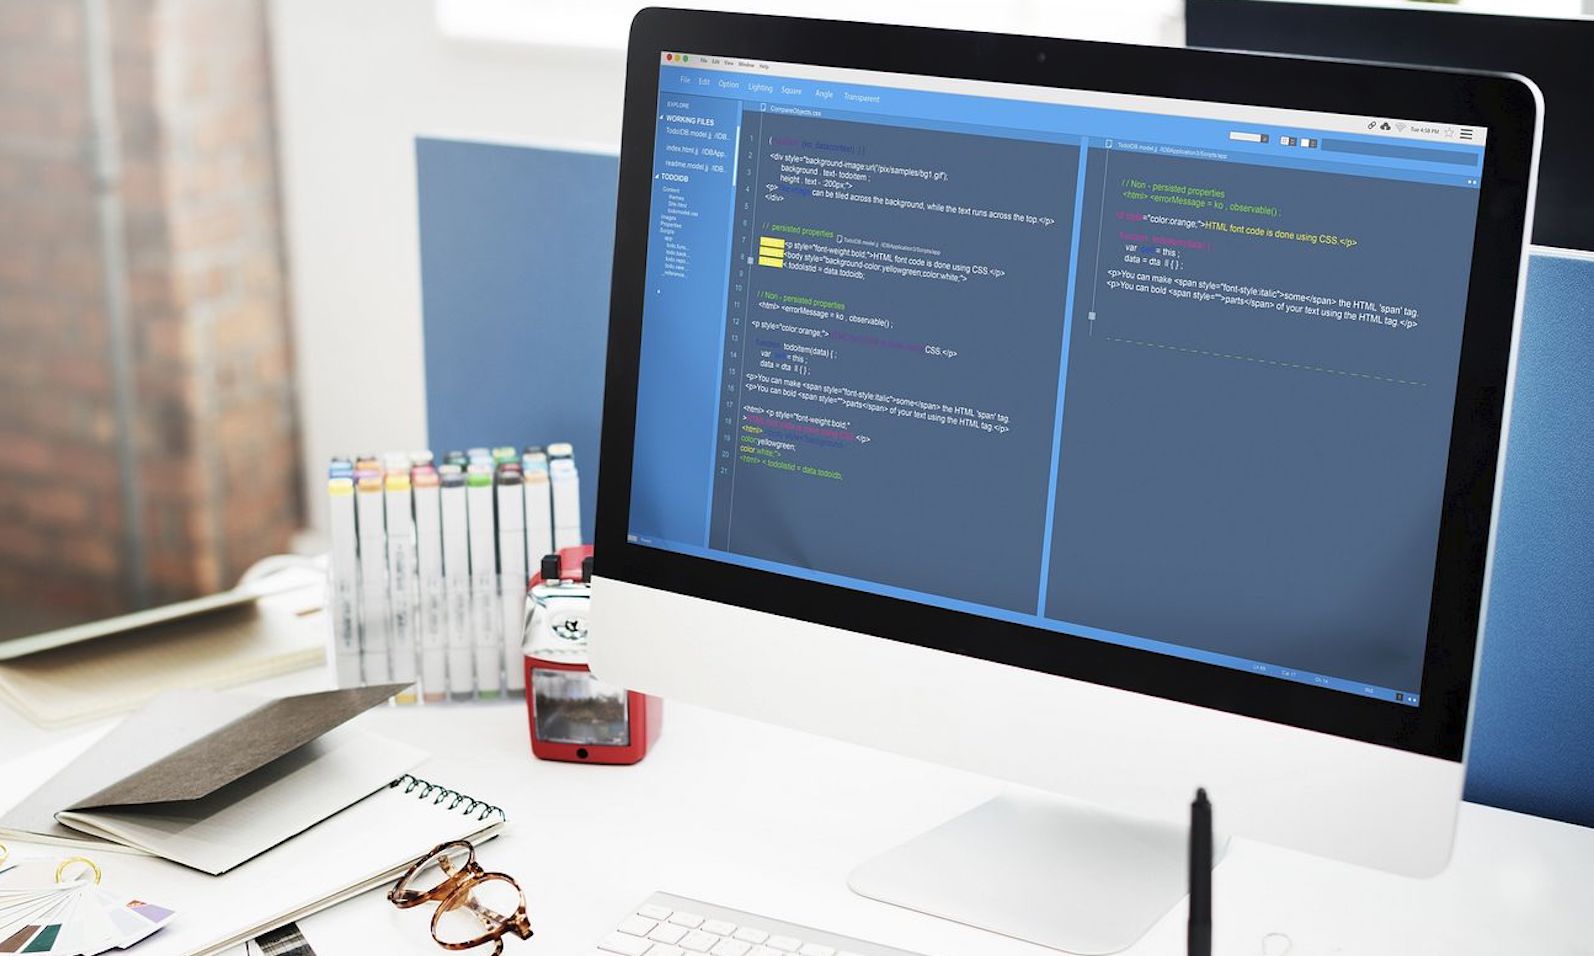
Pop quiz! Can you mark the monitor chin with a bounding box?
[589,576,1464,885]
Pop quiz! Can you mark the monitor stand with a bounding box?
[848,791,1225,954]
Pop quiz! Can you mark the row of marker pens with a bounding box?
[325,444,582,703]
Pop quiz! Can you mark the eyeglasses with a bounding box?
[388,841,533,955]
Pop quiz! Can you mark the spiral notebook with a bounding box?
[0,761,505,956]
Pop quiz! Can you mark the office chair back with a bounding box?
[1465,248,1594,828]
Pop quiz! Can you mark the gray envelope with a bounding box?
[0,684,407,856]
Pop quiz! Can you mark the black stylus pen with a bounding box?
[1189,787,1212,956]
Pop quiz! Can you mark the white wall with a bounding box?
[268,0,1179,535]
[270,0,626,534]
[435,0,1184,49]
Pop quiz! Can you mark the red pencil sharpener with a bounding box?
[522,545,662,764]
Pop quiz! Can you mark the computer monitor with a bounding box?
[1186,0,1593,252]
[591,10,1538,953]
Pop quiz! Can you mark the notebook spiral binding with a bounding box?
[389,773,506,822]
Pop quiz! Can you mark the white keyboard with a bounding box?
[589,891,927,956]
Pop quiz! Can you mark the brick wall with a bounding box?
[0,0,300,636]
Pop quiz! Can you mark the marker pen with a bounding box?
[496,468,527,697]
[355,472,390,684]
[412,466,446,704]
[521,447,554,565]
[327,476,361,687]
[548,443,583,550]
[439,465,474,701]
[385,470,420,704]
[466,465,501,698]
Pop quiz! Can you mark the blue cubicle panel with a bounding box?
[414,137,1593,827]
[1464,248,1594,829]
[415,138,617,539]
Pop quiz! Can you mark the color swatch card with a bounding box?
[0,859,175,956]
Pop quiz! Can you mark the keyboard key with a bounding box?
[607,896,929,956]
[598,933,652,956]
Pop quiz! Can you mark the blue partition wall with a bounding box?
[415,138,617,538]
[413,137,1593,826]
[1465,248,1594,828]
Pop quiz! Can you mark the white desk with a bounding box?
[3,671,1591,956]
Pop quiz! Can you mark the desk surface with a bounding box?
[3,670,1590,956]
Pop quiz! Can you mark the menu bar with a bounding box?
[661,51,1488,146]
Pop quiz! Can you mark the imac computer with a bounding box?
[590,10,1539,953]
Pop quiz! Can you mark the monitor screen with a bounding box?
[626,52,1489,710]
